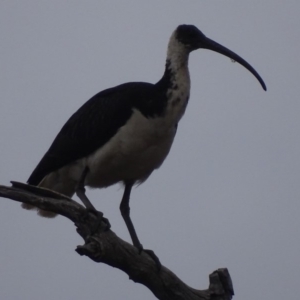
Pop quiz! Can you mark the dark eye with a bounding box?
[176,25,203,46]
[186,29,198,38]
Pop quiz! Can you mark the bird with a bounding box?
[22,24,266,256]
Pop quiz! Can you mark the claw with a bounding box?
[81,208,111,233]
[134,243,161,271]
[143,248,161,271]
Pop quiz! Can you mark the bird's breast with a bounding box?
[85,109,177,187]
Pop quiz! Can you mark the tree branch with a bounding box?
[0,182,234,300]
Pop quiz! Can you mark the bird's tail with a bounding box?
[22,171,77,218]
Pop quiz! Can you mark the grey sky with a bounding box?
[0,1,299,300]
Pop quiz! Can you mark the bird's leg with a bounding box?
[76,167,110,230]
[120,182,142,249]
[76,167,96,210]
[120,182,161,270]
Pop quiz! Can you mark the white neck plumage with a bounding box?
[164,32,191,122]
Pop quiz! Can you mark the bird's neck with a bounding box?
[159,32,191,87]
[157,32,191,122]
[166,32,190,72]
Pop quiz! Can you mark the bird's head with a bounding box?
[175,24,266,91]
[175,25,207,51]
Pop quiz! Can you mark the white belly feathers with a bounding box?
[85,109,176,187]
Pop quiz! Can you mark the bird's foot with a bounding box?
[143,249,161,271]
[135,243,161,271]
[81,208,111,233]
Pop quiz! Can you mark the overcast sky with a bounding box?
[0,1,299,300]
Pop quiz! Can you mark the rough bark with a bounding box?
[0,182,234,300]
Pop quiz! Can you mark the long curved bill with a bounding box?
[202,37,267,91]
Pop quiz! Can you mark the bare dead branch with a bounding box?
[0,183,234,300]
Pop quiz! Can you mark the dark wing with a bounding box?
[28,82,155,185]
